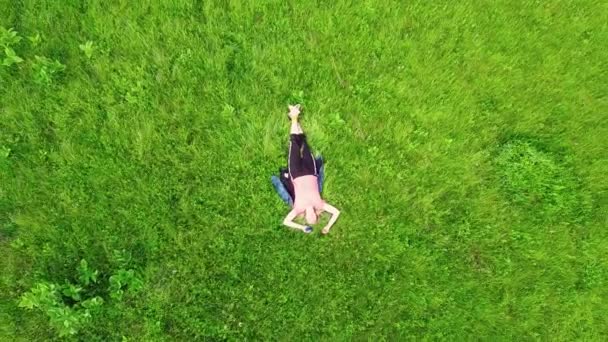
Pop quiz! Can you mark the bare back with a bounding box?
[292,175,325,212]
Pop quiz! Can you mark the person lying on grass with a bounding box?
[282,104,340,234]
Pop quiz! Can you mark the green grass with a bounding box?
[1,0,607,340]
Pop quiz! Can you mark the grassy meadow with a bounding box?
[1,0,607,340]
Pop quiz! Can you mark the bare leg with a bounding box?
[289,105,304,135]
[290,118,303,135]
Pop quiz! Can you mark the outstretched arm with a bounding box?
[321,203,341,235]
[283,209,311,233]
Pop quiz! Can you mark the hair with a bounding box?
[305,206,317,225]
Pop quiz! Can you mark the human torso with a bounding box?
[292,175,324,212]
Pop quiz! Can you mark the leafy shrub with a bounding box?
[109,269,144,300]
[79,41,95,59]
[32,55,66,85]
[19,281,103,337]
[27,32,41,47]
[2,46,23,66]
[19,259,142,338]
[0,26,23,67]
[0,27,21,47]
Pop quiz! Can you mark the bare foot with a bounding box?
[288,104,301,120]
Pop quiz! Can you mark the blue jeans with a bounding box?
[271,175,294,207]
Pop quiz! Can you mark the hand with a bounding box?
[321,226,330,235]
[288,104,301,119]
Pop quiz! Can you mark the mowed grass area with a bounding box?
[1,0,607,339]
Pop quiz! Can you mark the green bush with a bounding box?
[31,56,65,85]
[18,259,141,338]
[0,27,23,67]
